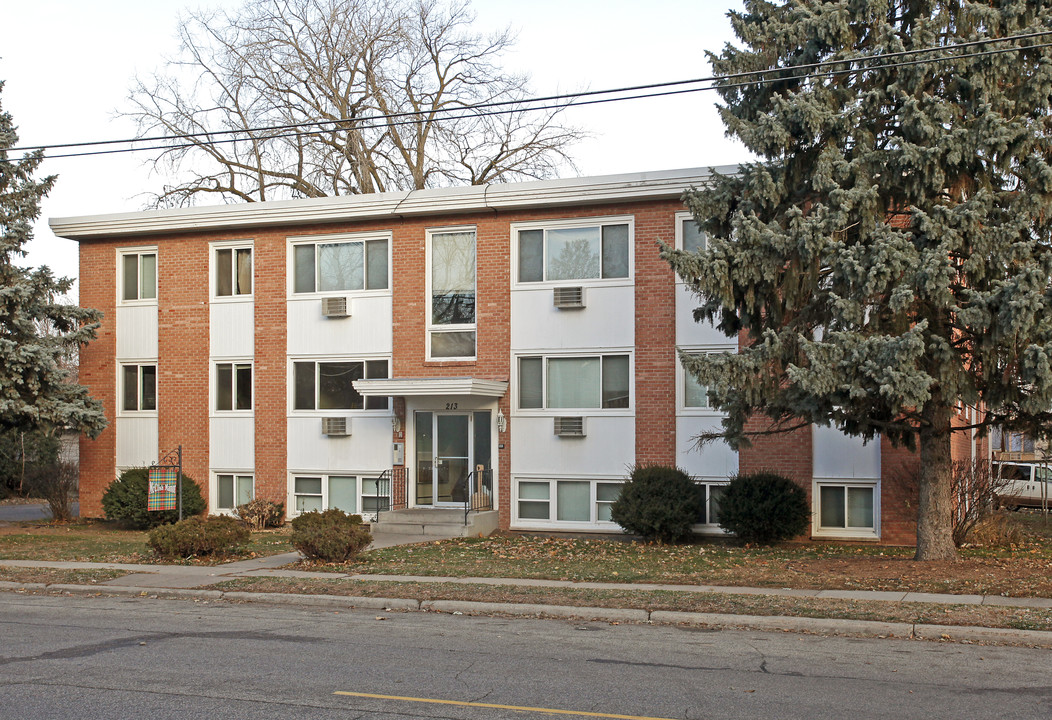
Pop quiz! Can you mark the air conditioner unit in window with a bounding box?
[553,416,585,437]
[552,286,585,309]
[321,417,350,436]
[321,296,350,318]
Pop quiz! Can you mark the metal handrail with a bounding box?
[463,469,493,525]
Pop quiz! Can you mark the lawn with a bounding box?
[0,519,294,564]
[326,510,1052,598]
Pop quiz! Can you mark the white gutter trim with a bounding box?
[49,165,735,240]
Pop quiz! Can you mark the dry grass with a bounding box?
[210,576,1052,632]
[0,566,128,585]
[0,520,294,564]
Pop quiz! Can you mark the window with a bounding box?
[516,479,622,524]
[517,221,630,283]
[215,246,252,297]
[293,359,389,410]
[292,474,389,515]
[684,371,708,409]
[694,482,727,525]
[518,355,630,409]
[216,362,252,411]
[121,364,157,412]
[678,215,706,253]
[428,228,476,359]
[216,474,254,511]
[121,250,157,302]
[292,236,389,293]
[817,482,877,534]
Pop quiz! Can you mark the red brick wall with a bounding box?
[634,204,678,465]
[156,234,210,504]
[77,239,119,517]
[879,438,920,546]
[253,229,289,507]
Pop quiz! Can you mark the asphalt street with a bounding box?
[1,593,1049,719]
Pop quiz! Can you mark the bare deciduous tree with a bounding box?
[125,0,583,206]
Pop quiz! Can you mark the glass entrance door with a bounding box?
[414,411,491,506]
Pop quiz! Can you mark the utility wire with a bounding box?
[9,30,1052,162]
[12,27,1052,155]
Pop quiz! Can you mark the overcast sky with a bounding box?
[2,1,750,294]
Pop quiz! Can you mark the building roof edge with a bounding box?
[49,165,736,240]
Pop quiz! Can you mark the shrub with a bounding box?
[235,498,285,530]
[101,468,206,529]
[290,509,372,562]
[717,472,809,544]
[966,510,1024,547]
[609,465,704,543]
[25,461,78,522]
[147,515,250,558]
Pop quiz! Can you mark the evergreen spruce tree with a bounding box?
[666,1,1052,560]
[0,81,106,446]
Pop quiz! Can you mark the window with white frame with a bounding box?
[215,245,252,297]
[292,474,389,515]
[121,364,157,412]
[216,474,254,511]
[292,359,389,411]
[216,362,252,411]
[519,355,630,409]
[428,228,476,359]
[816,481,877,535]
[694,482,727,526]
[120,250,157,302]
[517,220,630,283]
[677,213,707,253]
[684,371,709,409]
[516,479,622,524]
[292,235,389,293]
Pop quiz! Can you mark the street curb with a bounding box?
[223,591,420,611]
[650,610,912,638]
[3,582,1051,647]
[423,599,650,622]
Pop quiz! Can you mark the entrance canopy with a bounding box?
[353,377,508,398]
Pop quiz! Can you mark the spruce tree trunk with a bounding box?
[915,403,959,561]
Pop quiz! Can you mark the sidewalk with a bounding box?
[2,552,1051,647]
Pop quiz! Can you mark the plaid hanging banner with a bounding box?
[147,466,178,511]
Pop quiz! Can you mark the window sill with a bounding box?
[210,295,254,304]
[812,528,880,541]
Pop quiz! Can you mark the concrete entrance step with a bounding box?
[373,508,498,537]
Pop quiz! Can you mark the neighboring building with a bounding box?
[52,167,961,544]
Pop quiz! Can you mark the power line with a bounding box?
[9,30,1052,162]
[12,27,1052,155]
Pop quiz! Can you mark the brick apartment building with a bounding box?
[51,167,968,544]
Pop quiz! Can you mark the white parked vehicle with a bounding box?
[993,462,1052,510]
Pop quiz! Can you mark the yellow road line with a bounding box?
[333,691,678,720]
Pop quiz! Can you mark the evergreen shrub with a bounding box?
[609,464,704,543]
[101,468,206,529]
[235,498,285,529]
[290,509,372,562]
[147,515,250,558]
[717,472,809,544]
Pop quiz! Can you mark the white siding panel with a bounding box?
[675,284,730,346]
[510,415,634,476]
[287,296,393,356]
[115,417,158,468]
[676,416,738,479]
[287,416,392,471]
[511,286,634,351]
[116,306,158,359]
[812,425,881,479]
[210,302,254,357]
[209,417,255,469]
